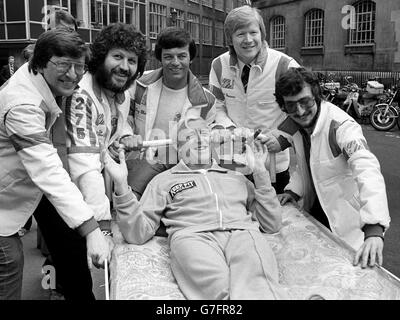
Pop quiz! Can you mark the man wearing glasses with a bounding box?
[271,67,390,269]
[0,29,111,300]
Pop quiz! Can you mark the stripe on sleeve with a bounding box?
[65,95,76,146]
[10,132,51,152]
[210,85,225,101]
[85,103,97,147]
[212,57,223,85]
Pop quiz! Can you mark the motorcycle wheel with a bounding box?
[370,105,397,131]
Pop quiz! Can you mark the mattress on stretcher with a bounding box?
[110,205,400,300]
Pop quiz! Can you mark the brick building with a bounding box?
[0,0,247,77]
[253,0,400,73]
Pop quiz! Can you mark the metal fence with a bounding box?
[315,70,400,89]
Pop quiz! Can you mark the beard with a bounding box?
[94,64,136,93]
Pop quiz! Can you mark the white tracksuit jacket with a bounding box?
[0,64,98,236]
[209,42,299,173]
[279,101,391,249]
[65,73,133,225]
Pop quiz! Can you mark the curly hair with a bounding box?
[88,23,147,81]
[275,67,322,112]
[154,27,196,61]
[29,29,88,75]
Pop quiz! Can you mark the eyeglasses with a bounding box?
[284,96,316,114]
[49,60,87,75]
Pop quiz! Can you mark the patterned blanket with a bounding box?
[110,205,400,300]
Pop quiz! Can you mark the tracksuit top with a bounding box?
[113,160,282,245]
[278,101,390,249]
[208,42,299,173]
[0,64,97,236]
[64,73,133,226]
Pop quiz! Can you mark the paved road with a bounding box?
[21,219,105,300]
[361,124,400,278]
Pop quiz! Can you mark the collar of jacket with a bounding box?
[89,72,126,105]
[171,159,228,174]
[22,64,61,115]
[137,68,209,108]
[228,41,269,72]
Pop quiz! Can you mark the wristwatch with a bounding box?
[101,230,113,237]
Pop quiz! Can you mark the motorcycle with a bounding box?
[320,73,341,104]
[336,76,358,110]
[370,87,400,131]
[342,79,387,124]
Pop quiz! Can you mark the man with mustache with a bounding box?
[60,23,147,298]
[272,67,390,269]
[0,29,111,300]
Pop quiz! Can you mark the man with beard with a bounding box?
[58,23,147,297]
[65,22,147,227]
[272,67,390,268]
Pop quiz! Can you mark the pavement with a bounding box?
[21,218,105,300]
[20,123,400,299]
[360,124,400,278]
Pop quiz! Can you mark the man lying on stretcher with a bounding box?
[104,121,288,300]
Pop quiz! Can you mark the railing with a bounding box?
[315,70,400,89]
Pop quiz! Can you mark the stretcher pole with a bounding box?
[104,258,109,300]
[269,152,276,183]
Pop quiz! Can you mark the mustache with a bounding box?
[113,68,132,77]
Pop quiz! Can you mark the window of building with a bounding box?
[0,0,5,22]
[124,0,139,27]
[149,2,166,39]
[102,2,107,25]
[304,9,324,47]
[170,8,185,29]
[187,13,199,43]
[215,0,223,11]
[202,16,212,45]
[125,1,135,24]
[349,0,376,45]
[47,0,68,10]
[226,1,233,12]
[215,20,224,46]
[270,16,285,50]
[202,0,213,7]
[89,0,103,27]
[109,1,119,23]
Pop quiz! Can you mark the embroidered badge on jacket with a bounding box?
[221,78,234,89]
[169,181,197,199]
